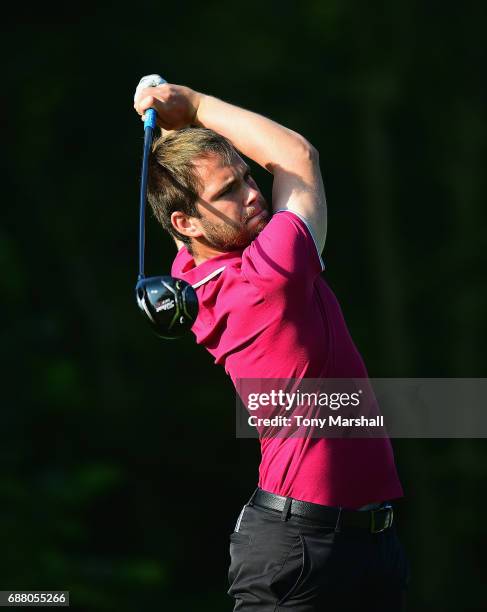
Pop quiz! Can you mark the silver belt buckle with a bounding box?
[370,505,393,534]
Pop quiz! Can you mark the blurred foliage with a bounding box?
[1,3,486,610]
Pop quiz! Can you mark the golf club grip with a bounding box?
[135,74,166,129]
[144,108,158,130]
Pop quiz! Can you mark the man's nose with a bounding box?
[245,186,259,206]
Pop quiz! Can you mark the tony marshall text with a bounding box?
[248,415,384,428]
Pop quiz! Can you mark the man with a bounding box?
[134,82,410,611]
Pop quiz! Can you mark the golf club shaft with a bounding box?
[138,109,157,280]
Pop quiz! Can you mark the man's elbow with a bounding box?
[296,137,319,165]
[267,136,320,174]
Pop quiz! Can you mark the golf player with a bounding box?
[134,82,410,611]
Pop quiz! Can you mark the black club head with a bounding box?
[135,276,199,339]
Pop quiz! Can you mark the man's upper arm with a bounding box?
[269,143,327,254]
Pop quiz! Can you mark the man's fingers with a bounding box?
[134,83,169,108]
[133,83,191,129]
[155,83,169,93]
[135,95,155,115]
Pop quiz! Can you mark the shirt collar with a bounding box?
[171,247,243,288]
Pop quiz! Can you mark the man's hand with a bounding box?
[134,83,202,131]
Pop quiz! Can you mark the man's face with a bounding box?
[192,153,270,251]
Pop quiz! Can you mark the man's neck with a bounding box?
[192,243,227,266]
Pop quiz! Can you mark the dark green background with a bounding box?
[2,5,486,610]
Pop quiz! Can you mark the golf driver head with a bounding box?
[136,276,198,339]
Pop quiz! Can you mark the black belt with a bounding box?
[250,489,394,534]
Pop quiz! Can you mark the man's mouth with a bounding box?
[245,207,268,223]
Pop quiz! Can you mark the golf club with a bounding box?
[134,74,199,340]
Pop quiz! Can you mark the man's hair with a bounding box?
[147,127,240,254]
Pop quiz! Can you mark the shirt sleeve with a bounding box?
[241,210,325,295]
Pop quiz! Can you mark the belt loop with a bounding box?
[247,488,258,507]
[334,507,342,533]
[281,497,292,521]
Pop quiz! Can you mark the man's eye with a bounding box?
[220,183,236,197]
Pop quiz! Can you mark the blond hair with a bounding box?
[147,127,240,253]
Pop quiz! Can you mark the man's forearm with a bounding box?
[194,92,326,250]
[193,94,315,173]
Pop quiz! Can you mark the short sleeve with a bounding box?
[241,210,325,294]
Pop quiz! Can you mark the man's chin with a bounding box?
[201,213,270,252]
[249,211,270,236]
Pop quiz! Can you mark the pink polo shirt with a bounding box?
[171,210,403,509]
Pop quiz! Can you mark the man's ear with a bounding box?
[171,211,204,238]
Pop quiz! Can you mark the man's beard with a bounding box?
[199,207,270,252]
